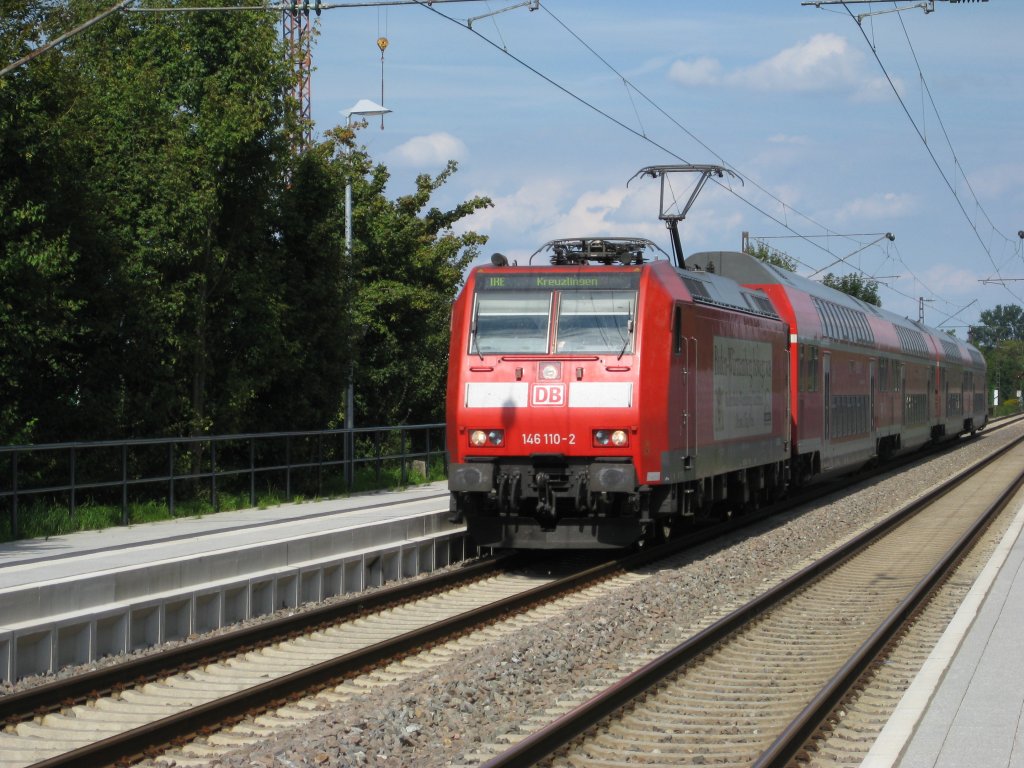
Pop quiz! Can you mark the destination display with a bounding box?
[475,270,641,292]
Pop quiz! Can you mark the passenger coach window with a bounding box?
[556,291,636,354]
[808,346,819,391]
[472,292,552,354]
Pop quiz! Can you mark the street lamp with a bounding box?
[341,99,391,487]
[343,100,392,268]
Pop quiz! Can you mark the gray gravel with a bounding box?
[171,424,1022,768]
[11,427,1019,767]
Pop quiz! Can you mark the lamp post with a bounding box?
[341,99,391,487]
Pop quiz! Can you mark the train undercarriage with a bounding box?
[450,417,987,550]
[449,455,792,549]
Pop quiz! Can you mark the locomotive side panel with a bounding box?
[681,305,789,485]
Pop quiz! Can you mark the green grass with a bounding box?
[994,400,1021,418]
[0,459,448,544]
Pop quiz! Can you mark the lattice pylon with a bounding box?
[282,9,313,150]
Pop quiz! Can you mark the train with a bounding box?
[445,165,987,549]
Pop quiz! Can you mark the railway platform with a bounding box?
[0,481,468,683]
[865,496,1024,768]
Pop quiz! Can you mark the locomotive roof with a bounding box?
[685,249,885,316]
[668,263,780,321]
[685,250,983,366]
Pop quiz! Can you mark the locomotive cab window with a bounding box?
[555,291,636,354]
[471,292,552,354]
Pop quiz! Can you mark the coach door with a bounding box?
[870,360,876,434]
[901,363,907,425]
[822,353,832,469]
[673,304,695,466]
[823,354,831,440]
[928,370,934,421]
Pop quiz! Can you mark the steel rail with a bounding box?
[0,553,511,728]
[480,429,1024,767]
[6,424,1017,764]
[753,450,1024,766]
[22,541,679,768]
[3,427,1004,729]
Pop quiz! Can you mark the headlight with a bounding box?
[470,429,504,447]
[593,429,629,447]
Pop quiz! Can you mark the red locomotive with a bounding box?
[446,166,987,549]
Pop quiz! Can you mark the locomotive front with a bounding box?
[446,240,657,549]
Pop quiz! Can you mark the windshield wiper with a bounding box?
[470,319,484,360]
[616,311,634,360]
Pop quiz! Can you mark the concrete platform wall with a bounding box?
[0,515,470,682]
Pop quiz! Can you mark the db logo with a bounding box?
[531,384,565,406]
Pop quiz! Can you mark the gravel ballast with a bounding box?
[19,427,1024,767]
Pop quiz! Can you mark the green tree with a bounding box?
[342,134,492,426]
[984,339,1024,405]
[0,2,490,443]
[255,140,352,432]
[821,272,881,307]
[0,1,88,444]
[745,241,797,272]
[969,304,1024,352]
[970,305,1024,409]
[1,1,297,440]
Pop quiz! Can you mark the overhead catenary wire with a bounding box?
[841,3,1023,306]
[407,0,966,320]
[539,3,994,320]
[8,0,1003,328]
[893,9,1016,274]
[0,1,487,76]
[408,0,847,276]
[0,0,137,78]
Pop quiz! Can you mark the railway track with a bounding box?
[1,418,1020,767]
[480,425,1024,767]
[2,528,738,767]
[0,554,594,767]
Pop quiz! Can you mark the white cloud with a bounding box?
[832,192,917,224]
[458,179,669,262]
[968,162,1024,201]
[461,178,572,236]
[732,34,857,92]
[455,169,764,268]
[668,33,899,101]
[542,186,634,240]
[387,132,467,167]
[667,56,722,86]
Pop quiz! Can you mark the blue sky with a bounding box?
[308,0,1023,335]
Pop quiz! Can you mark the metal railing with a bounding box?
[0,424,447,540]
